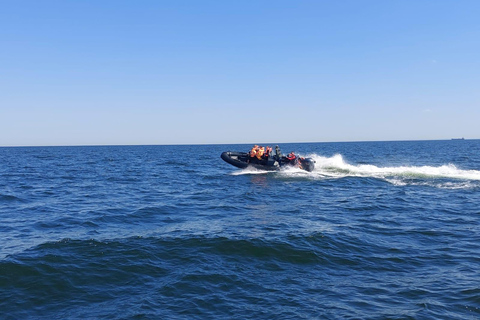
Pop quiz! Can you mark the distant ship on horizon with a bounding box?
[451,137,465,140]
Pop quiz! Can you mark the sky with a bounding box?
[1,0,479,146]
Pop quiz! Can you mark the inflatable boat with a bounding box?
[221,146,315,172]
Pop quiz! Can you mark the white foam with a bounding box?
[308,154,480,181]
[230,167,270,176]
[277,153,480,190]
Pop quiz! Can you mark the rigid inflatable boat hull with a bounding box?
[221,151,315,172]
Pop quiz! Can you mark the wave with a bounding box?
[0,233,355,268]
[0,193,24,202]
[2,233,479,319]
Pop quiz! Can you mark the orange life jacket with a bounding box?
[250,145,258,157]
[265,146,272,157]
[256,147,265,160]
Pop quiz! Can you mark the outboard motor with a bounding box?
[299,158,315,172]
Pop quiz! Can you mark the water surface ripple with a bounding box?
[1,141,479,319]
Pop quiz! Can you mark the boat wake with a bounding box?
[231,167,270,176]
[228,153,480,188]
[304,154,480,188]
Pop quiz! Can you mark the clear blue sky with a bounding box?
[1,0,479,146]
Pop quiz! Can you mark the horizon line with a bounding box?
[0,138,475,148]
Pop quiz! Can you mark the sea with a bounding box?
[1,140,479,319]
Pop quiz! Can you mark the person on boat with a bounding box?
[286,152,297,164]
[275,145,282,159]
[250,145,259,158]
[256,146,265,160]
[264,146,272,158]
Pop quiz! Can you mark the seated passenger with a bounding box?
[256,146,265,160]
[286,152,297,162]
[265,146,273,158]
[250,145,259,158]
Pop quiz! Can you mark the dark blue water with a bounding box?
[1,141,479,319]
